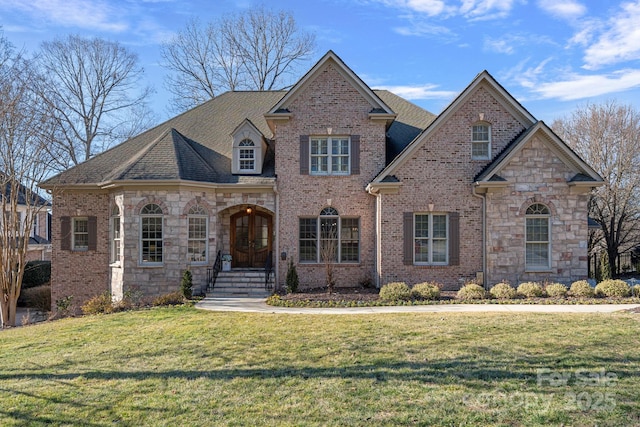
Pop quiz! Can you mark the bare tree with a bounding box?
[552,101,640,275]
[0,33,54,327]
[320,219,337,294]
[36,35,154,171]
[161,6,315,112]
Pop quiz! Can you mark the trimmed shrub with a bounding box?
[569,280,594,298]
[81,292,113,315]
[633,285,640,298]
[517,282,545,298]
[595,279,631,298]
[22,261,51,289]
[20,285,51,312]
[379,282,411,302]
[545,283,568,298]
[457,283,487,300]
[411,282,441,301]
[152,292,185,306]
[286,259,299,293]
[489,282,516,299]
[180,270,193,299]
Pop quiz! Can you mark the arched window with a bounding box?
[525,203,550,270]
[471,123,491,160]
[188,205,208,263]
[111,206,121,264]
[299,207,359,263]
[140,204,163,264]
[238,138,256,171]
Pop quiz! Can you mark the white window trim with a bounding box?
[237,139,256,172]
[309,136,351,176]
[471,123,491,160]
[110,211,121,265]
[140,205,163,266]
[413,213,449,265]
[188,211,209,265]
[525,205,551,271]
[72,217,89,252]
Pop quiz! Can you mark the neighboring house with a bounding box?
[40,51,603,306]
[2,178,52,261]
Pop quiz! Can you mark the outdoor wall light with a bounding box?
[281,251,287,260]
[246,207,253,214]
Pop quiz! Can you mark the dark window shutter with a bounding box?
[88,216,98,251]
[300,135,309,175]
[449,212,460,266]
[61,216,71,251]
[351,135,360,175]
[403,212,414,265]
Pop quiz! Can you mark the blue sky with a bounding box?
[2,0,640,123]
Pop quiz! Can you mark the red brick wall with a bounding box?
[50,190,110,311]
[275,62,385,288]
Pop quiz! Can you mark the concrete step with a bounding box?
[206,269,273,298]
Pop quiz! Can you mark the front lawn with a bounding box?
[1,306,639,426]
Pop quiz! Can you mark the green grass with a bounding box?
[1,307,639,426]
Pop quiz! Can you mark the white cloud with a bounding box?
[0,0,128,32]
[534,69,640,100]
[459,0,517,20]
[537,0,586,20]
[583,1,640,69]
[394,22,453,37]
[372,0,447,16]
[377,83,457,100]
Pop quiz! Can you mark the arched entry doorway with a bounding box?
[230,208,273,268]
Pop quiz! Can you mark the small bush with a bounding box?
[457,283,487,300]
[595,279,630,298]
[81,292,113,315]
[180,270,193,299]
[286,260,299,293]
[152,292,185,306]
[20,285,51,312]
[489,282,516,299]
[569,280,594,298]
[411,282,441,301]
[633,285,640,298]
[379,282,411,302]
[545,283,568,298]
[517,282,545,298]
[22,261,51,289]
[55,295,74,317]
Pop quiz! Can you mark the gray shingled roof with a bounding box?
[42,89,433,187]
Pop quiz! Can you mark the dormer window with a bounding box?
[471,123,491,160]
[231,119,267,175]
[239,139,256,171]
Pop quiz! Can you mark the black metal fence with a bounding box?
[588,251,639,279]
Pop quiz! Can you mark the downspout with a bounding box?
[273,182,280,291]
[472,184,487,288]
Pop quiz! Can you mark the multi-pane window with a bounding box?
[140,204,163,264]
[188,205,208,263]
[526,203,550,269]
[414,213,448,264]
[299,207,360,263]
[310,137,350,175]
[472,124,491,160]
[111,206,121,263]
[72,217,89,251]
[239,139,255,171]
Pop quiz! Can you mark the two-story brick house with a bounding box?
[41,51,602,306]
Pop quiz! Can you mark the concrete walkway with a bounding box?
[196,297,640,314]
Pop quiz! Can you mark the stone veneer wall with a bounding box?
[378,85,527,289]
[274,62,384,289]
[50,190,110,311]
[484,135,590,285]
[52,186,275,309]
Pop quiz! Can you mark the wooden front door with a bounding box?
[230,210,272,268]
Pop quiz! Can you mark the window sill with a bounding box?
[525,268,553,273]
[109,262,122,268]
[139,263,164,268]
[413,264,449,267]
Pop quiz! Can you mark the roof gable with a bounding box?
[266,51,395,118]
[474,121,603,185]
[371,70,537,183]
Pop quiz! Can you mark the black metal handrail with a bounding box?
[206,250,222,292]
[264,250,273,291]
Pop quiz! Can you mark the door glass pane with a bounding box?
[255,215,269,250]
[235,215,249,249]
